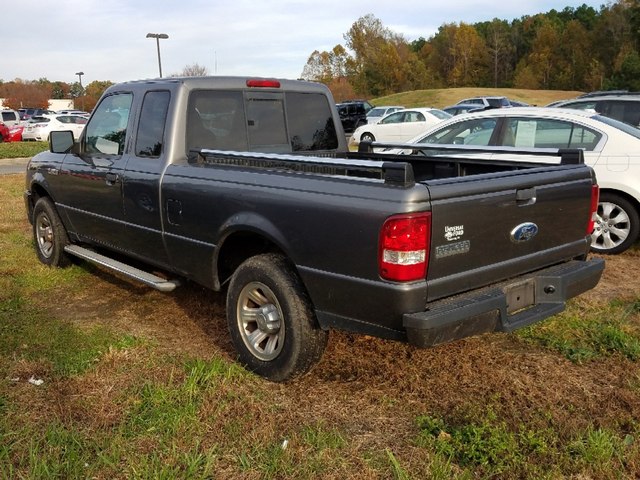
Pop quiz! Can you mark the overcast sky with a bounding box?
[2,0,605,85]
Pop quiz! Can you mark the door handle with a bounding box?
[105,172,119,185]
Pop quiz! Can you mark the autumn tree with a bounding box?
[301,45,350,84]
[556,20,592,89]
[477,19,514,87]
[83,80,114,111]
[448,23,488,86]
[524,19,561,89]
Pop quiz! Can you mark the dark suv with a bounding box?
[551,95,640,128]
[336,100,373,133]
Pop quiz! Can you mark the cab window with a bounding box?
[285,92,338,151]
[85,93,133,155]
[187,90,248,153]
[136,91,170,158]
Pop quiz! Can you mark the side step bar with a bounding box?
[64,245,180,292]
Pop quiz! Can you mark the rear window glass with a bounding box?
[187,90,248,153]
[186,89,339,154]
[504,118,601,149]
[286,92,338,151]
[594,114,640,140]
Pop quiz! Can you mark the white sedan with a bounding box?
[391,107,640,254]
[348,108,451,149]
[22,114,88,142]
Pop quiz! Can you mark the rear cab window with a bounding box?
[186,89,338,154]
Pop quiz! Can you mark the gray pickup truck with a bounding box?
[24,77,604,381]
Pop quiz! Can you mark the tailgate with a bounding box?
[424,165,594,302]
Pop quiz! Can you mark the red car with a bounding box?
[0,122,23,142]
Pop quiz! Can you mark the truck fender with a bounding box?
[212,211,295,288]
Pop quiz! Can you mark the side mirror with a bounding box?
[49,130,75,154]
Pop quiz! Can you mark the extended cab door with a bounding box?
[119,90,172,266]
[57,92,133,248]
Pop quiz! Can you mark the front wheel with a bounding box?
[32,197,72,267]
[360,132,376,143]
[591,193,640,254]
[226,254,328,382]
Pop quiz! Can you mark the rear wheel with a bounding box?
[33,197,72,267]
[591,193,639,254]
[226,254,328,382]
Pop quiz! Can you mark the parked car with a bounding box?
[0,122,23,142]
[366,105,404,124]
[577,90,639,98]
[1,109,21,127]
[348,108,451,148]
[18,108,55,122]
[389,107,640,254]
[22,114,88,142]
[442,104,484,116]
[56,109,90,116]
[336,100,373,133]
[548,95,640,129]
[456,96,511,109]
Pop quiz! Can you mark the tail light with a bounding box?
[587,184,599,234]
[379,212,431,281]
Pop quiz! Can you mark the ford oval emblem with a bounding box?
[510,222,539,243]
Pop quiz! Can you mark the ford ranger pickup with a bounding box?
[24,77,604,381]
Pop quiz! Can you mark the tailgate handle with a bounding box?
[516,188,536,206]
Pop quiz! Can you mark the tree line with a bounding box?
[0,65,209,112]
[0,78,114,112]
[301,1,640,101]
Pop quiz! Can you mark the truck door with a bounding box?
[57,92,133,248]
[120,90,172,267]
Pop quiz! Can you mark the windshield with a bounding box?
[594,114,640,140]
[368,108,386,117]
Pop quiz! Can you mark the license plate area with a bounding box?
[505,279,536,314]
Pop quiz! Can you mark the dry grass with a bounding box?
[2,171,640,478]
[373,87,584,109]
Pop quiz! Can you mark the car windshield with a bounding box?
[367,108,387,117]
[430,109,453,120]
[594,114,640,139]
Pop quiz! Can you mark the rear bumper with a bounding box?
[403,258,604,348]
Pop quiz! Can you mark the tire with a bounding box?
[226,253,328,382]
[32,197,72,267]
[591,193,640,255]
[360,132,375,143]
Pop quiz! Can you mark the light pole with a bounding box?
[75,71,84,111]
[146,33,169,78]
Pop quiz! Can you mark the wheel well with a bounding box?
[216,231,286,288]
[600,188,640,215]
[26,184,50,222]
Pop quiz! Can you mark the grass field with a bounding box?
[371,87,584,109]
[2,108,640,477]
[0,141,47,159]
